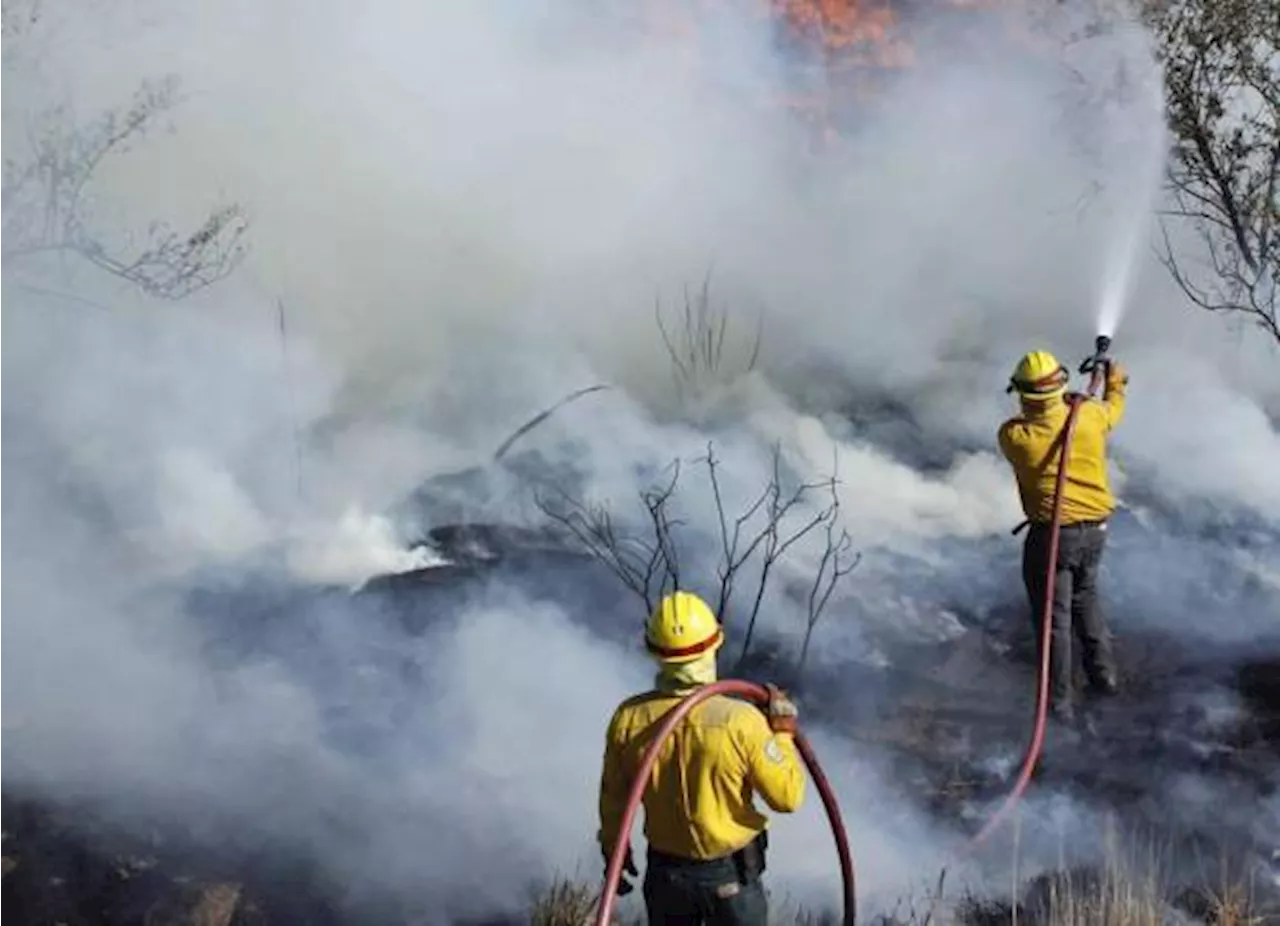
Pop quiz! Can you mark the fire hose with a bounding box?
[966,335,1111,848]
[593,337,1113,920]
[593,680,857,926]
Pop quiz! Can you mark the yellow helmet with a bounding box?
[1008,349,1068,400]
[645,591,724,663]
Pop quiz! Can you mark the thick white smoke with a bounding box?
[4,0,1278,920]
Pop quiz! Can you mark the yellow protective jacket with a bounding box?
[597,690,805,861]
[997,370,1127,524]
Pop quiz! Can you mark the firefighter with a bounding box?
[597,590,805,926]
[998,349,1129,723]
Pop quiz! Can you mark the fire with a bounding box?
[639,0,1028,144]
[774,0,914,66]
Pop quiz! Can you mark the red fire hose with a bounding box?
[966,360,1107,848]
[593,679,857,926]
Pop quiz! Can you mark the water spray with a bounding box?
[1094,221,1140,340]
[1090,33,1168,341]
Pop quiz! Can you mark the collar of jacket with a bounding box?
[1019,397,1070,421]
[654,650,718,694]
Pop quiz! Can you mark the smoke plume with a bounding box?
[3,0,1277,919]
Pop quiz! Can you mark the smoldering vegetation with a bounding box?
[3,0,1279,924]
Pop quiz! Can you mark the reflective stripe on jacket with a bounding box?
[997,372,1127,524]
[597,690,805,861]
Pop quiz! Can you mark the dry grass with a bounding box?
[528,877,836,926]
[531,833,1277,926]
[530,877,607,926]
[955,826,1275,926]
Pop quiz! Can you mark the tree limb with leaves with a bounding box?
[1142,0,1279,343]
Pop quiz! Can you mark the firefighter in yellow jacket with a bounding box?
[998,349,1129,723]
[597,590,805,925]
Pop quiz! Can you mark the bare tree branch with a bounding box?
[533,463,682,615]
[797,470,862,677]
[2,75,250,300]
[536,441,861,673]
[702,441,774,620]
[734,447,840,665]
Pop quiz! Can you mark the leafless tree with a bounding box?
[1142,0,1279,343]
[2,75,250,300]
[535,442,860,673]
[654,270,763,406]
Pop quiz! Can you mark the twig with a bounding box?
[534,462,682,615]
[276,297,305,506]
[1,76,250,300]
[737,446,838,664]
[796,472,861,677]
[492,384,611,462]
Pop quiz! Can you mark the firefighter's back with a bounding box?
[608,690,804,860]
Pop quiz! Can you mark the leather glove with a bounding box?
[1106,361,1129,388]
[765,683,799,734]
[602,845,639,896]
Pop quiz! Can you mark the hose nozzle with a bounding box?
[1079,334,1113,374]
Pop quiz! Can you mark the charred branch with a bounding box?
[492,384,612,463]
[536,441,860,671]
[725,443,845,665]
[797,469,861,677]
[534,461,683,615]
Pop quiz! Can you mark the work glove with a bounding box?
[602,845,639,897]
[765,683,799,734]
[1106,361,1129,388]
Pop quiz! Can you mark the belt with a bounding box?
[646,831,768,878]
[1011,517,1107,535]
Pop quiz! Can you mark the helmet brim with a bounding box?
[1015,384,1067,401]
[645,628,725,663]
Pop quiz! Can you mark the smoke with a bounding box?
[4,0,1279,920]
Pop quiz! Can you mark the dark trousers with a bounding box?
[643,837,768,926]
[1021,521,1117,712]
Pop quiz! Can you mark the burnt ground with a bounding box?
[4,516,1280,924]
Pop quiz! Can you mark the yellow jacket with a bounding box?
[597,690,805,861]
[997,370,1127,524]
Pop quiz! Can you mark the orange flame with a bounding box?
[773,0,914,66]
[641,1,1031,146]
